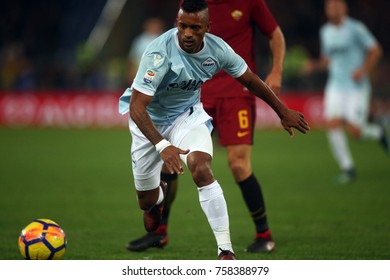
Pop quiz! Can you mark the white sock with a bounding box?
[155,186,164,205]
[327,128,354,171]
[362,123,382,140]
[198,181,233,255]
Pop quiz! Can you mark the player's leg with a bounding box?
[131,162,166,233]
[326,118,356,183]
[226,144,275,253]
[135,179,167,233]
[159,101,217,240]
[179,124,235,259]
[217,97,274,252]
[126,168,176,251]
[126,120,167,251]
[324,89,356,183]
[345,90,390,154]
[359,123,389,152]
[159,170,178,232]
[128,104,213,252]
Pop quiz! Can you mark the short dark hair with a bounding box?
[181,0,208,13]
[326,0,348,4]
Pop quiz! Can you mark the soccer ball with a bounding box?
[18,219,67,260]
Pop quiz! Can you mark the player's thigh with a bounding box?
[324,89,345,121]
[345,89,370,128]
[226,144,252,163]
[132,155,162,192]
[130,121,162,191]
[216,97,255,146]
[177,123,213,166]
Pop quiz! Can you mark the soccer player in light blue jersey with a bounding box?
[305,0,388,184]
[128,17,166,82]
[119,0,309,259]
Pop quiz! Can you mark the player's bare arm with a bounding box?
[236,68,310,137]
[130,89,189,174]
[303,55,330,75]
[265,26,285,95]
[353,43,382,81]
[130,90,162,144]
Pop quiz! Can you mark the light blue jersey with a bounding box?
[119,28,247,125]
[320,17,377,91]
[128,33,159,64]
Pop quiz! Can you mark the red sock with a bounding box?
[255,229,272,241]
[156,225,167,235]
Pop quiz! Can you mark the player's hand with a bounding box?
[302,59,315,75]
[352,68,364,82]
[159,145,189,175]
[280,109,310,138]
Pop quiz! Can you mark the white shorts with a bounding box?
[129,103,213,191]
[324,87,371,127]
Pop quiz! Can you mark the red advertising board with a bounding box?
[0,91,324,128]
[0,92,127,128]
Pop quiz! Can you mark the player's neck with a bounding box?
[330,15,346,26]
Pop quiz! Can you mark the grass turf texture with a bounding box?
[0,127,389,260]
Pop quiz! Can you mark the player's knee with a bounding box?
[138,198,153,211]
[346,124,362,139]
[326,119,343,129]
[228,158,251,182]
[137,192,157,211]
[187,152,214,186]
[228,154,245,171]
[229,160,244,174]
[191,164,214,187]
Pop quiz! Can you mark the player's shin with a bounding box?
[327,128,354,171]
[198,180,233,255]
[159,172,179,233]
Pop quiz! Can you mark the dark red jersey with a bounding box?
[203,0,278,98]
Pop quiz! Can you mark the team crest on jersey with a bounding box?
[201,57,216,72]
[143,69,155,84]
[231,10,243,21]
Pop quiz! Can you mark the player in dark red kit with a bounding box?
[127,0,286,253]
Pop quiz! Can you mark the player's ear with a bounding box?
[207,21,211,32]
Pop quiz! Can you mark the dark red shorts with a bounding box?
[203,96,256,146]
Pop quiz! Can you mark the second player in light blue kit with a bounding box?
[305,0,388,184]
[119,0,309,259]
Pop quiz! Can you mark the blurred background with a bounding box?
[0,0,389,127]
[1,0,389,261]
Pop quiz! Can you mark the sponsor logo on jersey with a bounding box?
[201,57,216,72]
[168,79,203,91]
[329,46,348,56]
[231,10,243,21]
[143,69,155,84]
[237,131,250,138]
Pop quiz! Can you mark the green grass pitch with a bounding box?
[0,127,389,260]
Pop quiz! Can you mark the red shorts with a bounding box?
[203,96,256,146]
